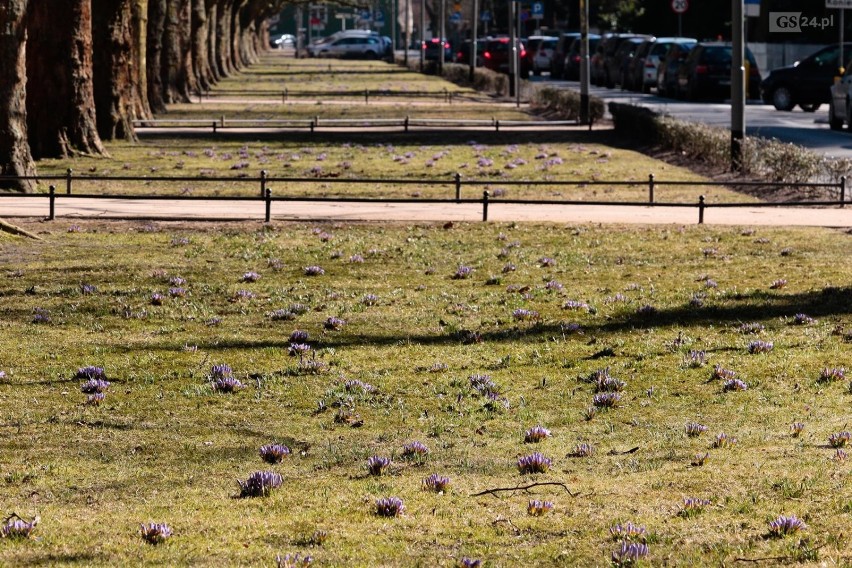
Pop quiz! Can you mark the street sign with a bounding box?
[671,0,689,15]
[745,0,759,17]
[480,10,491,22]
[374,9,384,23]
[532,2,544,18]
[449,11,461,24]
[827,0,852,8]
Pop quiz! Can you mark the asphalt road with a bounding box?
[539,78,852,159]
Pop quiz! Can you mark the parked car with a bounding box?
[528,35,557,76]
[608,36,649,89]
[550,31,582,79]
[271,34,295,49]
[761,43,852,112]
[619,38,653,90]
[454,38,487,66]
[483,37,531,78]
[422,37,452,62]
[677,42,761,101]
[627,37,696,93]
[563,35,601,81]
[595,33,649,88]
[656,41,695,97]
[307,31,385,59]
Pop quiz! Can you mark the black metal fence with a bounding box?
[0,171,846,224]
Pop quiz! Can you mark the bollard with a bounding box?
[221,115,225,130]
[454,173,462,203]
[365,89,369,104]
[282,89,287,103]
[698,195,705,225]
[212,120,217,133]
[841,176,846,208]
[49,185,56,220]
[260,170,267,198]
[404,116,409,132]
[264,188,272,223]
[482,190,490,222]
[495,120,500,132]
[66,168,73,195]
[648,173,655,205]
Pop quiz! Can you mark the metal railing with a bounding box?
[0,171,845,224]
[191,87,464,104]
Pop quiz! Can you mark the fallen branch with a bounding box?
[470,481,578,498]
[0,219,41,240]
[734,557,788,563]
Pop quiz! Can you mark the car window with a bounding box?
[811,46,839,67]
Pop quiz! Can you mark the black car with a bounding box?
[595,34,650,88]
[550,31,582,79]
[656,42,695,97]
[677,42,761,101]
[607,37,650,89]
[422,38,452,62]
[454,38,487,66]
[760,43,852,112]
[563,35,601,81]
[623,39,654,91]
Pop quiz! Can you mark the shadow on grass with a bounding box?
[242,69,411,77]
[14,552,107,566]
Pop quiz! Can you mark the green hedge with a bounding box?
[530,86,606,123]
[609,102,852,185]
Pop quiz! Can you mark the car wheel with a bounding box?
[364,50,377,60]
[798,103,820,113]
[771,87,795,111]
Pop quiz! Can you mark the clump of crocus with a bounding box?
[738,322,764,334]
[299,357,329,375]
[324,316,345,331]
[80,375,111,394]
[592,392,621,409]
[793,313,815,325]
[289,330,309,343]
[609,522,646,542]
[685,422,708,437]
[517,452,552,474]
[791,422,806,437]
[0,515,39,539]
[818,367,845,383]
[595,373,626,393]
[362,294,379,306]
[748,340,774,354]
[679,497,711,518]
[469,374,498,396]
[242,271,260,282]
[711,365,737,381]
[140,522,172,545]
[691,452,710,466]
[288,343,311,358]
[512,308,539,322]
[237,471,283,498]
[303,266,325,276]
[636,305,657,318]
[828,431,851,448]
[545,280,564,291]
[367,456,391,476]
[76,365,107,381]
[275,553,313,567]
[288,303,310,315]
[538,257,556,267]
[527,499,554,516]
[427,362,448,373]
[259,444,291,464]
[770,279,788,289]
[32,308,51,324]
[524,426,551,444]
[233,289,255,301]
[569,443,595,457]
[835,449,847,462]
[343,379,375,394]
[375,497,405,517]
[86,392,106,406]
[458,558,482,568]
[584,406,598,421]
[422,473,451,493]
[768,514,807,537]
[209,364,244,393]
[452,265,473,279]
[402,441,429,460]
[79,283,97,295]
[684,350,707,368]
[563,299,590,311]
[150,293,165,306]
[168,287,186,298]
[168,276,186,286]
[723,378,748,392]
[713,433,737,448]
[349,254,364,263]
[611,541,649,567]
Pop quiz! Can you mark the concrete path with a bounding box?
[1,196,849,227]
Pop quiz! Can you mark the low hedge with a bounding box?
[530,86,606,123]
[609,102,852,185]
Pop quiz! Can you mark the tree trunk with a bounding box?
[26,0,106,158]
[192,0,212,91]
[0,0,36,191]
[205,0,220,83]
[162,0,192,103]
[92,0,138,141]
[231,0,248,70]
[132,0,152,120]
[146,0,167,113]
[215,0,233,76]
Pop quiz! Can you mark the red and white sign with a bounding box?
[671,0,689,14]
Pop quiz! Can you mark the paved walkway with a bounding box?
[1,196,849,227]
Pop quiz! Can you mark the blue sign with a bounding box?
[450,11,462,24]
[531,2,544,17]
[480,10,491,22]
[360,9,372,21]
[374,9,384,23]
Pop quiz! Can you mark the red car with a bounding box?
[482,38,531,78]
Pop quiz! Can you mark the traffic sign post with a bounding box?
[671,0,688,37]
[531,1,543,34]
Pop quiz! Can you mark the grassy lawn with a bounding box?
[0,220,850,566]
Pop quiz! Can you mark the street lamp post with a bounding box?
[579,0,590,124]
[731,0,745,172]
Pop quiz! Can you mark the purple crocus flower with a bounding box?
[211,376,245,393]
[169,276,186,286]
[458,558,481,568]
[140,522,172,545]
[791,422,806,437]
[259,444,291,464]
[545,280,563,291]
[793,313,815,325]
[81,378,111,394]
[362,294,379,306]
[611,541,649,566]
[512,308,539,321]
[570,443,595,457]
[324,316,345,330]
[32,308,51,324]
[685,422,709,437]
[818,367,845,382]
[422,473,451,492]
[768,514,807,536]
[684,350,707,368]
[86,392,106,406]
[168,287,186,298]
[713,432,737,448]
[80,283,97,295]
[344,379,375,393]
[242,271,260,282]
[609,521,646,541]
[402,441,429,458]
[563,300,590,310]
[76,366,107,380]
[524,426,551,443]
[289,330,309,343]
[828,431,851,448]
[367,456,391,475]
[738,322,765,334]
[237,471,283,497]
[1,516,39,539]
[349,254,364,263]
[527,499,554,516]
[288,343,311,357]
[469,374,498,395]
[150,293,165,306]
[304,266,325,276]
[770,279,788,289]
[592,392,621,408]
[452,265,474,279]
[375,496,405,517]
[748,340,774,354]
[538,257,556,267]
[711,365,737,381]
[723,378,748,392]
[517,452,552,474]
[275,553,314,567]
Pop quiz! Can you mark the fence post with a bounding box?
[648,173,655,204]
[212,121,217,133]
[841,176,846,208]
[221,115,225,129]
[260,170,267,198]
[454,172,462,203]
[365,89,369,104]
[444,88,449,104]
[49,185,56,220]
[495,120,500,132]
[482,190,490,222]
[404,116,409,132]
[698,195,705,225]
[264,188,272,223]
[66,168,73,195]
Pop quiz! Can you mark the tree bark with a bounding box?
[26,0,106,158]
[0,0,36,191]
[146,0,167,113]
[205,0,220,83]
[192,0,212,91]
[162,0,192,103]
[231,0,248,70]
[92,0,138,141]
[215,0,234,76]
[132,0,152,120]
